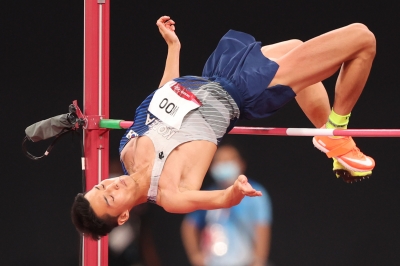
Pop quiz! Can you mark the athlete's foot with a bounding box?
[332,158,372,183]
[312,131,375,181]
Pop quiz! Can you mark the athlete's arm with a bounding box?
[156,16,181,88]
[161,175,262,213]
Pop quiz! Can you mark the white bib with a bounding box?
[148,81,202,129]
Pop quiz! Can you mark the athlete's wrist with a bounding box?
[167,41,181,49]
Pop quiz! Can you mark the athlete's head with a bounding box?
[71,176,137,240]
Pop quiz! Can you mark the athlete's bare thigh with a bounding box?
[261,39,303,60]
[269,23,375,92]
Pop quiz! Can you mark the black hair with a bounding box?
[71,193,119,240]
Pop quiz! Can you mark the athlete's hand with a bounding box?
[156,16,180,46]
[226,175,262,207]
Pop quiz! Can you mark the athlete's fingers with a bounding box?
[240,184,255,193]
[237,175,262,196]
[160,15,170,21]
[245,190,262,197]
[254,190,262,196]
[167,19,175,25]
[156,16,171,26]
[164,19,176,30]
[238,174,248,183]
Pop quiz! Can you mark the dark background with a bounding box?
[2,0,400,265]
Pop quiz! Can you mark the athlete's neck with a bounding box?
[122,136,155,175]
[127,164,152,208]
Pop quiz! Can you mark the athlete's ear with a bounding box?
[117,210,130,225]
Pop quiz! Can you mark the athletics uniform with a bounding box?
[119,30,296,203]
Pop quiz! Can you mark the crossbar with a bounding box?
[99,119,400,137]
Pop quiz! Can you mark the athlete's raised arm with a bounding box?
[160,175,262,213]
[157,16,181,88]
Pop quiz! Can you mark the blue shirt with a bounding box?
[184,179,272,266]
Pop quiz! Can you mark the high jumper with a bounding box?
[71,15,376,240]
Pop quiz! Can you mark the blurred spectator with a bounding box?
[181,144,273,266]
[108,159,161,266]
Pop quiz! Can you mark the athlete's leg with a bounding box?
[265,25,376,178]
[270,23,376,116]
[262,41,362,181]
[294,84,330,128]
[261,40,330,127]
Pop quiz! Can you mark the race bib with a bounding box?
[148,81,202,129]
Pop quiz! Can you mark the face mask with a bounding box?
[210,161,240,184]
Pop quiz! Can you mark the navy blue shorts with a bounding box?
[202,30,296,120]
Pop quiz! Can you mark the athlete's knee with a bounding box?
[286,39,304,47]
[276,39,304,50]
[348,23,376,56]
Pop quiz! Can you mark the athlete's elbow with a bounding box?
[163,203,179,213]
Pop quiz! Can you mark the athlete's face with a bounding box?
[85,176,136,224]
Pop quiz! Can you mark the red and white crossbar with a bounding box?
[99,120,400,137]
[229,127,400,137]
